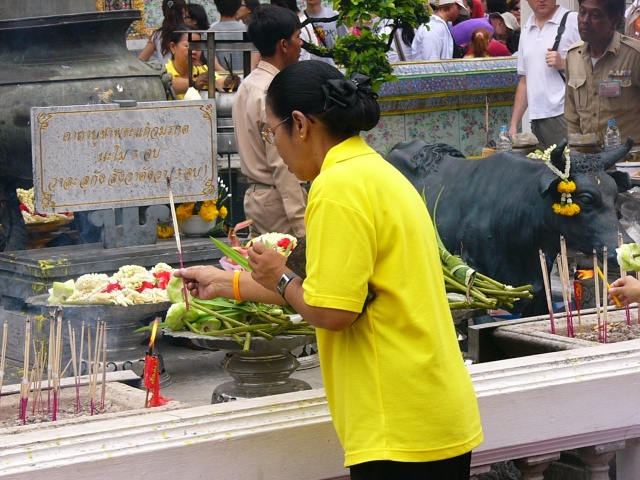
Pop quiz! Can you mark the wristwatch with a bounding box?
[277,272,299,299]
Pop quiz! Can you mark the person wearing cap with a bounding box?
[507,0,579,149]
[489,11,520,53]
[412,0,469,60]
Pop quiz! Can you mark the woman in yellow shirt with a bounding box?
[165,25,211,99]
[177,60,483,479]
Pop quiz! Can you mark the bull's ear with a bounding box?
[538,170,559,198]
[609,170,633,193]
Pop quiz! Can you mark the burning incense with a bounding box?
[538,250,556,334]
[593,250,603,343]
[20,318,31,424]
[619,232,632,326]
[0,321,7,403]
[573,276,583,334]
[596,265,622,309]
[166,172,190,310]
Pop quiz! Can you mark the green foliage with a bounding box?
[328,0,431,90]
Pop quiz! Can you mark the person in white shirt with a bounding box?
[412,0,468,60]
[508,0,579,149]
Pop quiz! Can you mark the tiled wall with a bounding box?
[364,58,518,158]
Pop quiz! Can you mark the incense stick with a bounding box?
[559,237,574,337]
[20,318,31,424]
[593,250,603,343]
[166,173,190,310]
[618,232,632,326]
[603,247,609,343]
[0,321,7,404]
[68,322,80,412]
[100,322,108,410]
[538,250,556,334]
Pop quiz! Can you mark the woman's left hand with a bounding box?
[247,242,288,293]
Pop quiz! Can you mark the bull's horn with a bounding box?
[598,137,634,170]
[549,139,569,172]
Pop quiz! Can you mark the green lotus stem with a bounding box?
[448,301,497,310]
[197,323,273,336]
[243,332,251,352]
[255,311,290,325]
[282,329,316,335]
[218,319,244,346]
[443,276,495,306]
[183,318,200,334]
[474,288,533,298]
[474,272,507,289]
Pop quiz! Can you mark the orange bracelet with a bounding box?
[233,270,243,302]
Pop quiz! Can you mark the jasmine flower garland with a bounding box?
[528,145,580,217]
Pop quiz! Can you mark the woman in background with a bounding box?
[184,3,210,30]
[165,25,213,99]
[139,0,187,63]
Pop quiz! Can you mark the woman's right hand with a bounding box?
[609,275,640,306]
[174,266,227,299]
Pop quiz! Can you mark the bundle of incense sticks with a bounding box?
[538,250,556,334]
[558,237,574,337]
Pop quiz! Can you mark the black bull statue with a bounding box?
[386,138,634,317]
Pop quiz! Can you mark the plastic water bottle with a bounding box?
[496,125,512,152]
[604,119,621,151]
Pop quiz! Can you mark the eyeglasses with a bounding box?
[511,6,520,11]
[261,117,290,145]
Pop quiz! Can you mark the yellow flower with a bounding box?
[198,200,219,221]
[176,202,195,221]
[553,203,581,216]
[157,224,175,238]
[557,180,576,193]
[219,205,228,219]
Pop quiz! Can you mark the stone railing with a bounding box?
[2,339,640,479]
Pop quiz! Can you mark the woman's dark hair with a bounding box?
[399,23,415,47]
[169,23,198,54]
[186,3,210,29]
[159,0,188,56]
[266,61,380,138]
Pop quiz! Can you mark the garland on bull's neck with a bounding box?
[528,144,580,217]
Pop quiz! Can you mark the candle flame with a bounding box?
[149,318,159,348]
[577,269,594,280]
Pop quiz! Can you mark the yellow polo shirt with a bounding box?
[303,136,483,467]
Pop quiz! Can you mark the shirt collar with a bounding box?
[321,136,374,173]
[579,31,621,60]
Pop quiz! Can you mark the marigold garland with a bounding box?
[528,144,579,217]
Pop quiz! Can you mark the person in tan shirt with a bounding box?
[565,0,640,144]
[232,6,306,238]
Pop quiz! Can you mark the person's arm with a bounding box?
[563,54,581,135]
[247,243,358,331]
[509,75,528,137]
[609,275,640,306]
[138,41,156,62]
[175,265,284,304]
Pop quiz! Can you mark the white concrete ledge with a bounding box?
[2,340,640,479]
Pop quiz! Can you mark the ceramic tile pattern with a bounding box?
[366,59,518,157]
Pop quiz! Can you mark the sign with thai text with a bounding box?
[31,100,217,213]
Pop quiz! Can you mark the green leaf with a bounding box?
[210,237,251,271]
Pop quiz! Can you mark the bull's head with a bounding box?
[538,138,634,266]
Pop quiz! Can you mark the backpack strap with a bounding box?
[551,11,571,83]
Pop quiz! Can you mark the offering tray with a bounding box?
[162,326,316,403]
[28,294,171,366]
